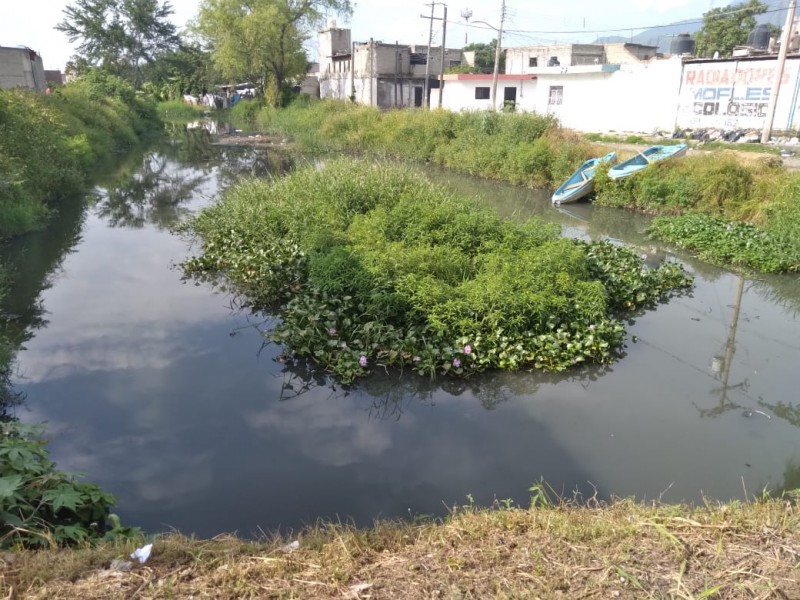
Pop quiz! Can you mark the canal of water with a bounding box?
[5,127,800,537]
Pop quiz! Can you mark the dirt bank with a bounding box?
[2,499,798,599]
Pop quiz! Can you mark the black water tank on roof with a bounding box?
[670,33,696,55]
[747,24,771,50]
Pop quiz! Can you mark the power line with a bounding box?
[446,5,788,37]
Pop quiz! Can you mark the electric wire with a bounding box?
[443,4,788,37]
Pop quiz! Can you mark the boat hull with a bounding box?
[551,151,617,205]
[608,144,688,180]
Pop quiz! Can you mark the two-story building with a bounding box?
[318,23,464,108]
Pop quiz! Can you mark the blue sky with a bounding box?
[2,0,721,70]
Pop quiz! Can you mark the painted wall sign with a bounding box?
[676,60,800,130]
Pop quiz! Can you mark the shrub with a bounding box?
[1,422,138,548]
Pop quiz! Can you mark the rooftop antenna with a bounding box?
[461,8,473,45]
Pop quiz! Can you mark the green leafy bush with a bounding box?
[1,422,137,548]
[184,159,692,382]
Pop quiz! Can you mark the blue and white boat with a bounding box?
[607,144,688,180]
[551,151,617,205]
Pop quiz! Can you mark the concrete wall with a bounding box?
[319,27,351,76]
[676,57,800,131]
[605,43,658,64]
[0,47,46,90]
[536,59,683,132]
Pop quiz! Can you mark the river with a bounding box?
[5,125,800,537]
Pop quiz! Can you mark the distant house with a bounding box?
[0,46,46,90]
[318,22,464,108]
[44,70,64,85]
[505,42,660,74]
[298,62,320,98]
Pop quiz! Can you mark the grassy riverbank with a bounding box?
[233,99,800,273]
[233,99,594,188]
[3,497,798,599]
[0,71,159,238]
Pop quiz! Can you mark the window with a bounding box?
[528,57,538,67]
[548,85,563,105]
[449,60,462,68]
[475,87,490,100]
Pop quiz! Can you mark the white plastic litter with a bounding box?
[130,543,153,564]
[280,540,300,553]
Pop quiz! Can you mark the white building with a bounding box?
[0,46,46,91]
[442,57,684,133]
[537,59,684,133]
[441,74,537,112]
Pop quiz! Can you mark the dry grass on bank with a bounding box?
[2,498,799,599]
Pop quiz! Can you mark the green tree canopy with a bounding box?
[194,0,351,106]
[694,0,769,58]
[462,40,505,74]
[56,0,180,86]
[139,43,215,99]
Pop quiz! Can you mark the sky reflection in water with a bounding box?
[10,133,800,537]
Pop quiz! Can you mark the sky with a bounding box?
[0,0,721,71]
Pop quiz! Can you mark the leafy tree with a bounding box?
[460,39,505,74]
[194,0,352,106]
[694,0,769,58]
[140,43,216,100]
[56,0,181,86]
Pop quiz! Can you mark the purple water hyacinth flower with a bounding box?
[328,327,337,336]
[464,344,472,355]
[453,358,461,368]
[359,355,367,367]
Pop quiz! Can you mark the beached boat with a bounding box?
[551,151,617,205]
[607,144,688,180]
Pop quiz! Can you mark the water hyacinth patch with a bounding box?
[184,159,693,383]
[647,213,800,273]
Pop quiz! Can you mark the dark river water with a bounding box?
[5,126,800,537]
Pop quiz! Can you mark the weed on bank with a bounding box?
[0,71,158,237]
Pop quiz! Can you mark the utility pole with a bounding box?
[490,0,506,110]
[438,5,448,108]
[761,0,796,143]
[421,3,446,109]
[461,8,472,45]
[423,2,435,108]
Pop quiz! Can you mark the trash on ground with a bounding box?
[130,543,153,564]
